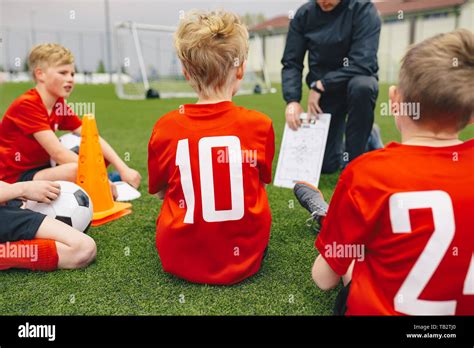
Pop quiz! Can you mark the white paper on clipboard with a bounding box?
[273,113,331,189]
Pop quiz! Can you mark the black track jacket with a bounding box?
[281,0,381,103]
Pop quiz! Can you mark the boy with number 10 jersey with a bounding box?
[148,11,275,285]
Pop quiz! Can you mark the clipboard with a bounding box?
[274,113,331,189]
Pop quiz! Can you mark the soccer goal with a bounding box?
[114,21,276,100]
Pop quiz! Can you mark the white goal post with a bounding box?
[114,21,275,100]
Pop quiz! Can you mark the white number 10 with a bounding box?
[176,136,245,224]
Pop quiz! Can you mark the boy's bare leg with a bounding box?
[33,163,78,182]
[342,260,355,286]
[35,216,96,269]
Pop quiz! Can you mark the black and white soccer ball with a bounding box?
[25,181,93,233]
[50,133,81,167]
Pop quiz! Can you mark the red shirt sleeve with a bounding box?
[148,128,168,195]
[55,100,82,131]
[11,99,52,135]
[315,175,372,276]
[259,123,275,184]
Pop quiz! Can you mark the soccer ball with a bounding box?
[50,133,81,167]
[25,181,93,233]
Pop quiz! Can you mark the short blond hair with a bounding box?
[28,43,75,81]
[174,10,249,98]
[399,29,474,130]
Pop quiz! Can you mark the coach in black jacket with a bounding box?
[282,0,381,173]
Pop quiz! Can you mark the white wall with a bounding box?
[248,36,264,73]
[415,15,457,42]
[460,0,474,31]
[378,20,410,83]
[264,35,286,82]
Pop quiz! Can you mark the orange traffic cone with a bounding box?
[76,114,132,226]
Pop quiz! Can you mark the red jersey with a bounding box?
[148,101,274,285]
[0,88,82,183]
[316,140,474,315]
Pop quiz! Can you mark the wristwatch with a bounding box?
[310,81,324,94]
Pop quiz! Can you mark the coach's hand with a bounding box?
[120,167,142,189]
[21,181,61,203]
[307,89,323,121]
[285,102,304,131]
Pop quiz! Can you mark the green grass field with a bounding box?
[0,82,472,315]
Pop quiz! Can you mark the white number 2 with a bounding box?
[390,190,474,315]
[175,136,244,224]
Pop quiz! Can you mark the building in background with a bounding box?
[249,0,474,83]
[1,0,473,85]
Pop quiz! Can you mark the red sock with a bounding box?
[0,239,58,271]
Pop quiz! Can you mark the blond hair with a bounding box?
[174,10,249,98]
[28,43,75,81]
[399,29,474,130]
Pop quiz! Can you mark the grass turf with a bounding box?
[0,82,472,315]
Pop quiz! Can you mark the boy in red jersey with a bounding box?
[294,29,474,315]
[148,10,275,285]
[0,43,141,190]
[0,43,140,271]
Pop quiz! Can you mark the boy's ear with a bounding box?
[389,85,400,131]
[236,60,247,80]
[389,85,401,114]
[388,85,398,102]
[181,67,190,81]
[34,67,45,82]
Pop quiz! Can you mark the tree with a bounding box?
[96,60,106,73]
[241,13,266,28]
[22,58,29,72]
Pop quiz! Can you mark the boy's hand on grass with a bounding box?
[109,181,118,200]
[120,168,142,189]
[20,181,61,203]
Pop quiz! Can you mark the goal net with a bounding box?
[114,21,275,100]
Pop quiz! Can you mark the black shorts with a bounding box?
[333,282,351,316]
[0,205,47,243]
[17,164,50,182]
[263,246,269,260]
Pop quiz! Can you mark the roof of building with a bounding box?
[250,15,290,32]
[249,0,467,33]
[376,0,465,17]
